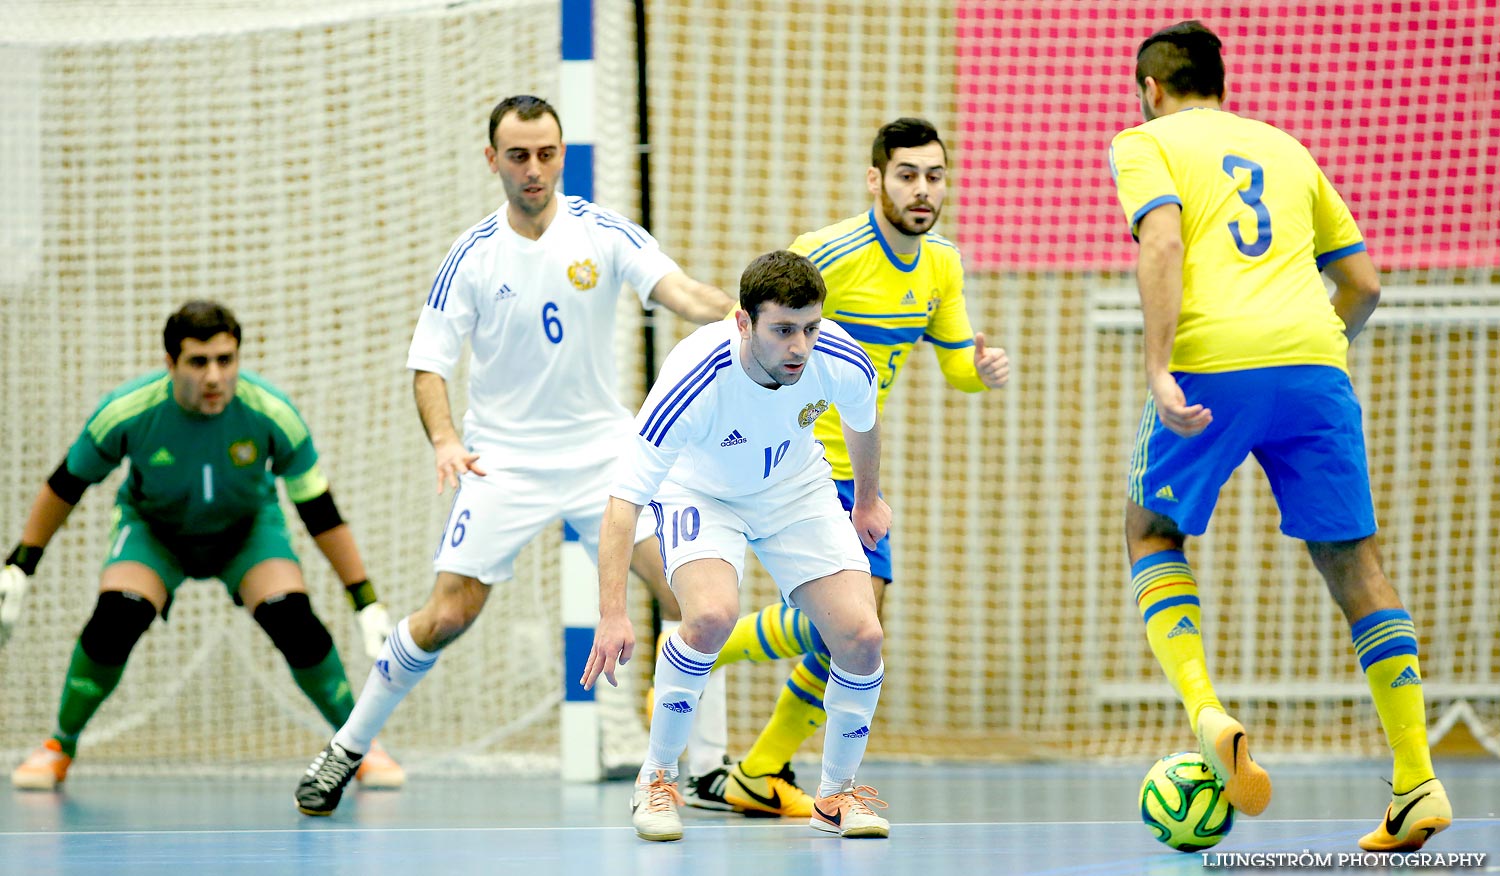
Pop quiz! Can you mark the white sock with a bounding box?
[639,630,717,783]
[332,616,438,755]
[687,670,729,776]
[657,619,729,776]
[818,660,883,797]
[665,618,729,777]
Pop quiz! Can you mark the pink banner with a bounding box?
[955,1,1499,271]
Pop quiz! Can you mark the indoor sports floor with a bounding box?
[2,760,1497,875]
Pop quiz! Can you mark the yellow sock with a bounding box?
[1133,550,1222,734]
[1352,608,1435,793]
[713,603,819,669]
[740,653,828,776]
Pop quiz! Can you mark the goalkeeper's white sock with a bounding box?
[333,617,437,754]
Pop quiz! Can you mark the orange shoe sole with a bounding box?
[1206,723,1271,816]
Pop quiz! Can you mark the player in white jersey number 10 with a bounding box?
[294,95,734,816]
[583,250,893,842]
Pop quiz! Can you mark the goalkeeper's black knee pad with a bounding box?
[253,591,333,670]
[78,590,157,665]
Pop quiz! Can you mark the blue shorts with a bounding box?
[1127,365,1377,542]
[833,478,894,583]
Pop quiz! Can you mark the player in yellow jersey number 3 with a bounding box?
[1110,20,1450,853]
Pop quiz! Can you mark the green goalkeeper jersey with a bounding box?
[65,370,328,540]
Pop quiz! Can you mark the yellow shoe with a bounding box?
[1195,708,1271,816]
[810,783,890,838]
[723,761,814,818]
[11,739,71,791]
[1359,778,1451,852]
[355,739,405,789]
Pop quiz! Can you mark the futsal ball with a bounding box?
[1139,751,1235,852]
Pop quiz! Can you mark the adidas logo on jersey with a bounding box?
[375,659,391,682]
[149,447,176,466]
[494,283,515,301]
[663,700,693,714]
[901,290,917,306]
[1155,485,1177,502]
[841,725,870,739]
[720,429,747,447]
[1391,666,1422,688]
[1167,616,1199,638]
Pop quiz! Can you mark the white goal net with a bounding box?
[1,0,647,775]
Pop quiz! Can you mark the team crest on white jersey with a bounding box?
[228,439,258,466]
[567,259,599,291]
[798,400,829,428]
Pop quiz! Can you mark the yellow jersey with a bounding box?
[1109,109,1366,373]
[790,210,984,480]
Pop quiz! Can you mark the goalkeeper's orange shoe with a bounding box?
[355,739,405,789]
[1359,778,1451,852]
[11,739,71,791]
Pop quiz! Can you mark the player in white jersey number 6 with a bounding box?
[583,250,893,842]
[294,95,734,815]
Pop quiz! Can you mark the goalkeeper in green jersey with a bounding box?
[1,301,403,790]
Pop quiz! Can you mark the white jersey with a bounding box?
[612,319,878,505]
[407,195,680,467]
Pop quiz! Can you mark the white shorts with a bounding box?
[434,453,656,585]
[646,471,870,607]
